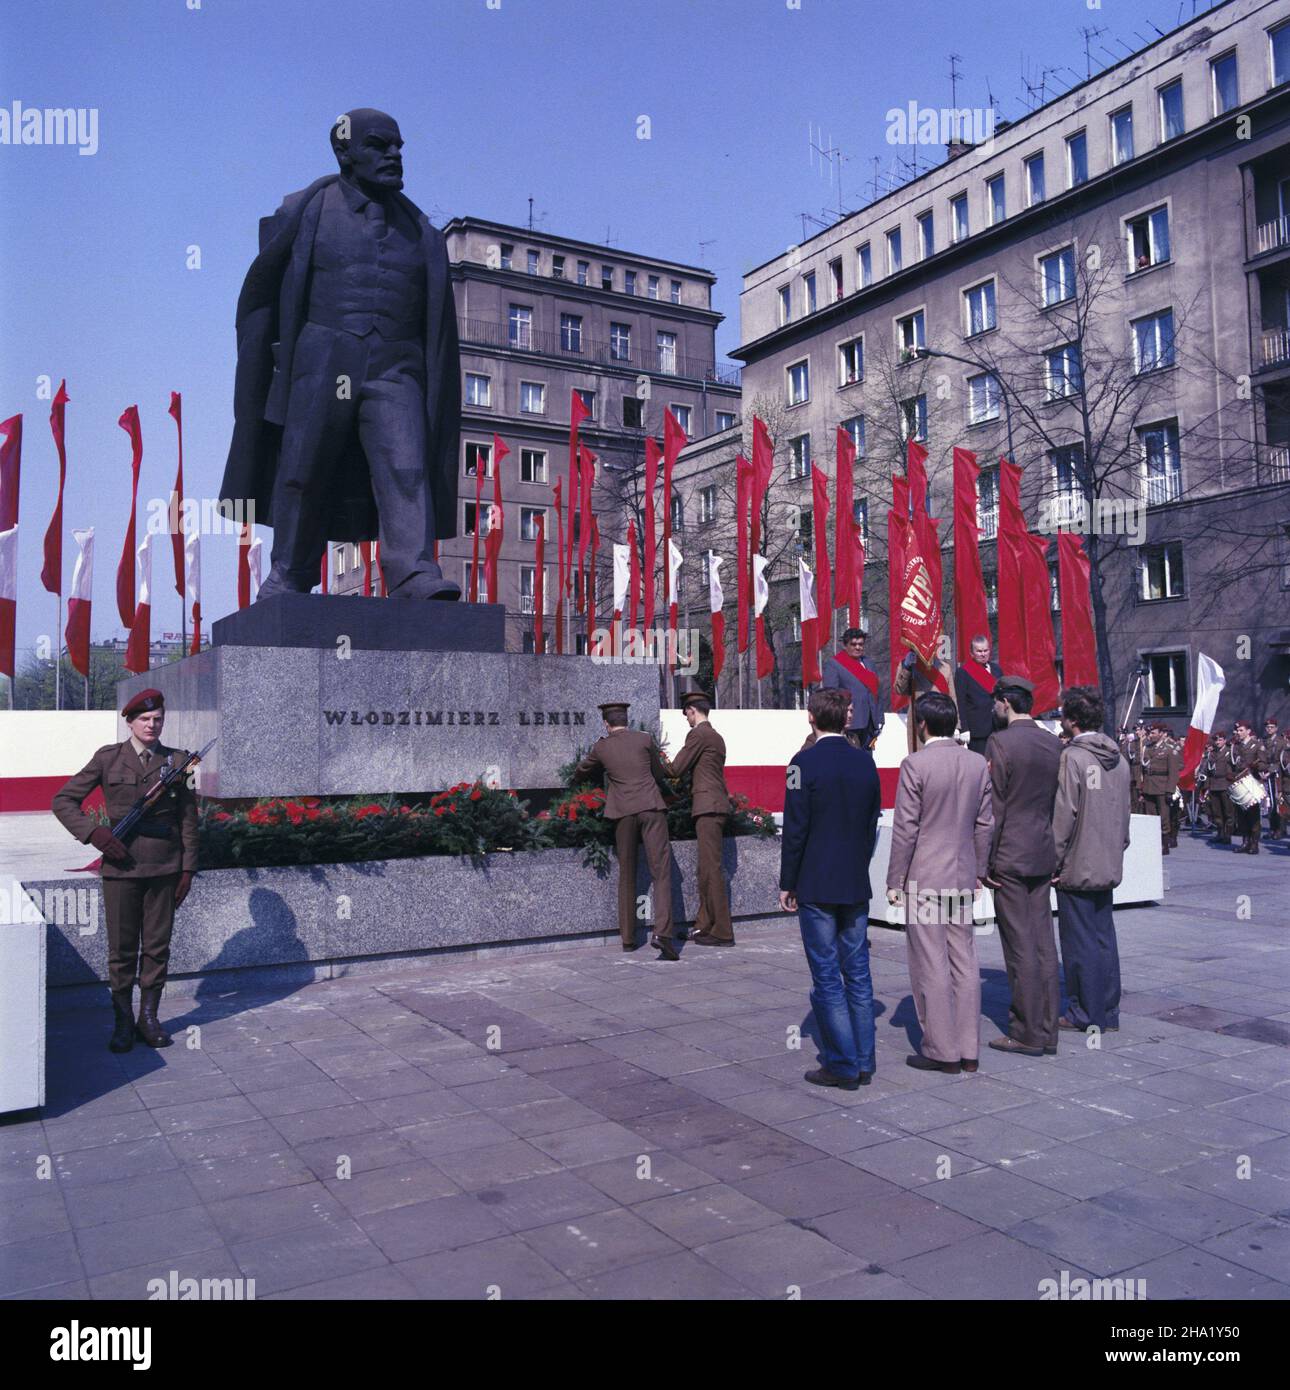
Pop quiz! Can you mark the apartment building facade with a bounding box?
[330,217,741,652]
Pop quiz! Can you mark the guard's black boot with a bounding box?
[109,989,135,1054]
[136,987,173,1048]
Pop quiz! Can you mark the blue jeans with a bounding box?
[797,903,876,1077]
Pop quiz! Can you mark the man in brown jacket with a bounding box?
[574,702,678,958]
[1230,719,1269,855]
[886,692,993,1074]
[984,675,1063,1058]
[665,690,735,946]
[1140,723,1181,854]
[1196,732,1236,844]
[52,689,199,1052]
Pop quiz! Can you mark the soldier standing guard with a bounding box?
[665,691,735,947]
[1197,732,1236,845]
[1230,719,1269,855]
[574,702,679,960]
[52,690,199,1051]
[1139,723,1180,855]
[1263,717,1286,841]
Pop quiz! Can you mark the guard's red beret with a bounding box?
[122,689,165,720]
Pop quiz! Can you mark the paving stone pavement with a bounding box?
[3,835,1289,1301]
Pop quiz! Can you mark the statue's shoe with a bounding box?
[256,567,314,601]
[390,571,462,601]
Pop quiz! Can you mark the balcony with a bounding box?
[1145,471,1182,507]
[1262,444,1290,483]
[460,316,741,385]
[1257,216,1290,255]
[977,507,998,540]
[1261,328,1290,370]
[519,594,537,614]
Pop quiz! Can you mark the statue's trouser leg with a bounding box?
[270,324,363,587]
[357,337,434,593]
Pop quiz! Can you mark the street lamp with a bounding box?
[914,345,1015,461]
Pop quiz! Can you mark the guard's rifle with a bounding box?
[111,738,216,843]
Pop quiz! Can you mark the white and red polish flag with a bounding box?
[184,531,201,655]
[707,551,725,683]
[753,552,774,680]
[65,527,93,678]
[1178,652,1226,791]
[0,522,16,680]
[667,538,682,672]
[124,531,153,674]
[798,557,821,687]
[611,541,630,656]
[247,533,264,603]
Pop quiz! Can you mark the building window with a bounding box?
[977,466,998,538]
[1145,650,1188,710]
[335,545,347,577]
[1049,559,1061,612]
[968,372,1001,424]
[778,285,792,325]
[1273,21,1290,87]
[625,270,638,295]
[1132,309,1175,373]
[1040,246,1076,306]
[1110,106,1134,165]
[1140,543,1184,600]
[601,264,614,291]
[647,274,660,300]
[519,381,547,414]
[464,440,493,478]
[842,415,866,458]
[699,485,717,525]
[551,254,565,280]
[964,280,997,336]
[857,242,872,288]
[896,309,925,358]
[804,271,817,314]
[1158,79,1184,142]
[1066,130,1089,188]
[670,495,684,532]
[1208,51,1237,116]
[576,259,589,286]
[463,501,481,536]
[788,433,811,479]
[798,509,813,550]
[715,410,736,432]
[1140,421,1181,505]
[901,395,928,443]
[560,312,583,353]
[670,403,692,434]
[670,278,682,304]
[464,373,491,407]
[1025,153,1045,207]
[519,565,540,615]
[987,173,1006,225]
[575,388,595,419]
[854,496,869,541]
[787,359,810,406]
[609,322,632,363]
[526,249,540,276]
[886,227,903,274]
[622,397,644,428]
[829,257,843,301]
[985,571,999,615]
[1044,344,1082,400]
[917,211,935,259]
[950,193,969,243]
[520,448,547,484]
[656,331,677,374]
[519,506,545,543]
[508,303,533,349]
[838,336,864,386]
[1127,206,1170,271]
[498,243,514,271]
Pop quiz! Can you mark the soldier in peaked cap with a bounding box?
[575,701,678,959]
[52,689,199,1052]
[664,690,735,946]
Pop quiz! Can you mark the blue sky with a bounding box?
[1,0,1203,658]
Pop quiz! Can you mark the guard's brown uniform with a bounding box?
[1230,735,1269,854]
[575,730,675,944]
[666,721,734,942]
[1140,740,1181,852]
[1265,731,1287,839]
[1121,733,1146,813]
[1197,743,1235,843]
[52,740,199,992]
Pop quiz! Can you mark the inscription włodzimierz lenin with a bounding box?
[323,709,588,727]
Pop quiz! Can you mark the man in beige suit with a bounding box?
[886,692,993,1074]
[574,701,678,958]
[665,690,735,946]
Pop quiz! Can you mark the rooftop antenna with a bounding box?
[948,53,964,139]
[698,238,716,264]
[527,196,534,232]
[1079,24,1107,79]
[868,155,882,203]
[809,124,850,220]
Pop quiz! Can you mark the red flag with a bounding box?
[1178,654,1225,791]
[736,453,752,653]
[470,445,486,603]
[952,447,990,664]
[124,534,153,675]
[1056,531,1099,688]
[237,524,252,609]
[0,522,14,679]
[567,390,590,588]
[662,409,687,629]
[319,551,328,595]
[167,392,185,598]
[996,458,1028,679]
[361,541,375,597]
[906,439,943,638]
[374,540,388,597]
[627,518,640,632]
[834,426,855,614]
[587,514,601,643]
[888,476,910,710]
[1021,530,1060,713]
[811,464,832,623]
[552,479,564,654]
[534,511,545,652]
[485,435,508,605]
[116,407,142,629]
[0,413,20,530]
[43,385,69,595]
[643,437,661,631]
[851,519,866,628]
[708,551,725,684]
[577,444,595,608]
[65,527,93,677]
[750,416,773,561]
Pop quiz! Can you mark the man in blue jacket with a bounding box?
[779,687,883,1088]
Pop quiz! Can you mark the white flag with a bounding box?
[247,534,263,600]
[612,542,630,613]
[184,531,201,610]
[753,553,769,617]
[708,551,723,614]
[69,527,94,602]
[134,531,153,608]
[798,557,817,622]
[668,538,682,608]
[0,523,16,604]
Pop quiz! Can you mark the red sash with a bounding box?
[834,650,878,695]
[959,659,996,694]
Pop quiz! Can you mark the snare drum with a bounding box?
[1229,773,1268,811]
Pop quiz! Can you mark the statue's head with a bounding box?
[331,108,403,192]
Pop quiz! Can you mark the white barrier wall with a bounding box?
[0,711,118,778]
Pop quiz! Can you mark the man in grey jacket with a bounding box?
[1052,687,1131,1033]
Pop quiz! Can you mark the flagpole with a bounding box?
[55,593,62,710]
